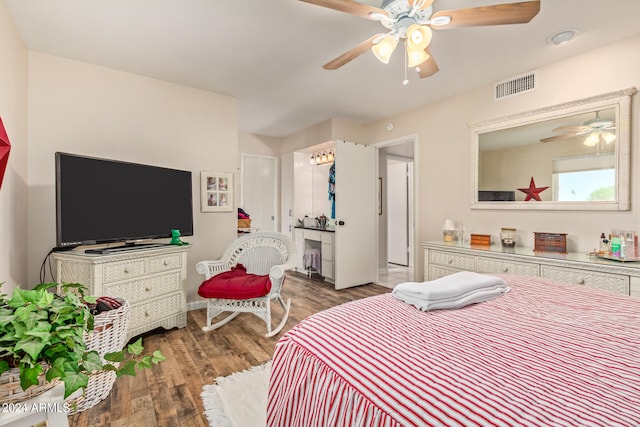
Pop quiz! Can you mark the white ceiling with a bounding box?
[5,0,640,138]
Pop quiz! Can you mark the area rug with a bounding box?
[202,361,271,427]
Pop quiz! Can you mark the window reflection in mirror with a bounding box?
[471,88,635,211]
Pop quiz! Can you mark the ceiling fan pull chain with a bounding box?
[403,43,409,86]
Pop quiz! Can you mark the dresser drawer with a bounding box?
[104,272,182,304]
[129,292,183,330]
[322,260,334,280]
[321,243,333,262]
[148,253,182,273]
[428,266,465,281]
[303,230,321,241]
[321,232,334,244]
[103,259,147,283]
[478,258,539,276]
[541,266,629,295]
[429,251,476,271]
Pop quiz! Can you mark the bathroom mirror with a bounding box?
[470,88,636,210]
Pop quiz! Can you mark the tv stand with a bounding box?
[52,245,191,340]
[84,243,167,254]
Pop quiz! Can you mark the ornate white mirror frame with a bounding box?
[470,87,636,210]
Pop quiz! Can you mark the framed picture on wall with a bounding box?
[201,171,233,212]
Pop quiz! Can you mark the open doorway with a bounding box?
[240,153,278,232]
[376,138,416,289]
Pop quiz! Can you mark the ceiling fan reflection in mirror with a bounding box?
[540,111,616,148]
[299,0,541,79]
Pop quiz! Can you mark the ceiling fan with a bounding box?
[299,0,541,79]
[540,111,616,147]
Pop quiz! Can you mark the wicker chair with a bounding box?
[195,231,296,338]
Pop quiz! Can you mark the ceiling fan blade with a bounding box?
[417,48,439,78]
[552,125,591,133]
[431,1,540,29]
[323,34,381,70]
[300,0,388,20]
[540,131,584,143]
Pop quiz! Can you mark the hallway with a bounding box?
[377,263,414,289]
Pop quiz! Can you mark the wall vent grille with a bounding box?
[494,71,537,100]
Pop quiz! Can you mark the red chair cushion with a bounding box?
[198,264,272,300]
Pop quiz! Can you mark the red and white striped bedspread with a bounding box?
[267,275,640,426]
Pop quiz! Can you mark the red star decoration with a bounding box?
[518,176,549,201]
[0,116,11,190]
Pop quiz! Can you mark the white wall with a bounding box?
[364,35,640,280]
[238,132,279,157]
[0,2,28,292]
[27,53,238,302]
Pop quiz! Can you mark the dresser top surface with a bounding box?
[422,241,640,272]
[52,244,191,262]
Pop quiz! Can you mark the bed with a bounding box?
[267,275,640,426]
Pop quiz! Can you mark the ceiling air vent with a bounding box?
[494,71,537,100]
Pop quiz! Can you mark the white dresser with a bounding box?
[422,241,640,297]
[294,227,335,283]
[53,245,190,339]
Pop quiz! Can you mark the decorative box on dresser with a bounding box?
[422,241,640,297]
[53,245,191,340]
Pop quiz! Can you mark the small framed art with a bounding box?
[201,171,233,212]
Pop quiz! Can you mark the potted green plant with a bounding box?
[0,282,164,400]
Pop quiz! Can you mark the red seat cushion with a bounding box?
[198,264,272,300]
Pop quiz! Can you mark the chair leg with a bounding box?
[202,311,241,332]
[265,297,291,338]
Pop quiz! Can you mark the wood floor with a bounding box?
[68,273,390,426]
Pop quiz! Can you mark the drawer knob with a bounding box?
[447,258,453,265]
[123,268,129,274]
[578,279,585,285]
[503,267,509,273]
[145,287,151,292]
[163,260,169,266]
[144,311,149,317]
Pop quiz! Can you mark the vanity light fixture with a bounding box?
[310,149,335,165]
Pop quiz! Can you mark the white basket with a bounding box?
[67,298,130,414]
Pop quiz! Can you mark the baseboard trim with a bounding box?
[187,300,207,311]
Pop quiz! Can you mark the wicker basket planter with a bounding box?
[0,363,58,404]
[67,298,130,414]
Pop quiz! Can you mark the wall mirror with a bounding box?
[470,88,636,210]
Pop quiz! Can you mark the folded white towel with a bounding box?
[392,271,509,311]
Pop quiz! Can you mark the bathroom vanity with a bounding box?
[294,226,335,283]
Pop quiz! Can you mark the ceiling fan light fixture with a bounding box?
[407,46,429,68]
[583,133,600,147]
[406,24,432,51]
[372,34,398,64]
[603,131,616,144]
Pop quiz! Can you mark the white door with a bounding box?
[241,154,278,232]
[280,152,294,238]
[387,160,409,266]
[334,140,378,289]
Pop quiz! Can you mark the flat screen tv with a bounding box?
[478,190,516,202]
[55,152,193,251]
